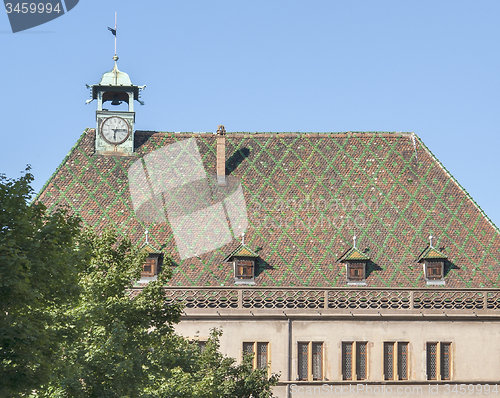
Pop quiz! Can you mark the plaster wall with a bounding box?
[175,318,500,398]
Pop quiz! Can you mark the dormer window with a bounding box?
[223,241,260,285]
[139,231,162,281]
[348,262,366,282]
[235,259,254,280]
[418,238,447,286]
[142,254,161,278]
[425,260,444,280]
[339,239,370,286]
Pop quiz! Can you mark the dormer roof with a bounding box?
[338,246,370,262]
[418,246,447,262]
[141,242,162,255]
[223,243,259,262]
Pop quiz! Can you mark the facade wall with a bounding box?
[175,318,500,398]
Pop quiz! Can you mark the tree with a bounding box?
[45,230,279,398]
[0,168,85,397]
[144,328,280,398]
[46,229,182,397]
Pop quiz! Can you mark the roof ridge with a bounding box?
[33,128,90,204]
[414,133,500,233]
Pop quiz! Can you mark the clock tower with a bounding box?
[86,55,145,156]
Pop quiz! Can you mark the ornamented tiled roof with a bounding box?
[36,130,500,288]
[339,247,370,262]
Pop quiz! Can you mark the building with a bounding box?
[37,59,500,398]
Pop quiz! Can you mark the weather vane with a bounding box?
[108,12,117,58]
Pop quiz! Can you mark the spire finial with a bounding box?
[242,232,245,245]
[353,235,357,248]
[429,235,433,247]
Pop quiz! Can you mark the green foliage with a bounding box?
[48,231,278,398]
[1,171,278,397]
[144,328,280,398]
[0,168,85,397]
[49,229,182,398]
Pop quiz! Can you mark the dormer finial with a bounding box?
[429,235,433,247]
[242,232,245,245]
[145,229,149,245]
[353,235,357,248]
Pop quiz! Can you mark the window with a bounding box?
[345,262,366,284]
[243,342,268,370]
[235,259,254,281]
[348,262,365,281]
[384,342,408,380]
[197,340,207,354]
[298,342,323,381]
[425,260,444,280]
[342,342,367,380]
[427,342,451,380]
[142,254,160,277]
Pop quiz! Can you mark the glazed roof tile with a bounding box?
[36,130,500,288]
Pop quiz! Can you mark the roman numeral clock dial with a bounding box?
[100,116,131,145]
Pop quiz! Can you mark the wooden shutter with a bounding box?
[142,257,157,277]
[426,261,443,279]
[348,262,365,281]
[236,259,254,279]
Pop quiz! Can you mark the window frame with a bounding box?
[242,341,269,372]
[425,260,444,280]
[297,341,324,381]
[383,341,409,381]
[345,261,367,284]
[234,258,255,283]
[426,342,452,381]
[342,341,368,381]
[141,253,162,278]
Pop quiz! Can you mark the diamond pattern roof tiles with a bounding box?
[36,130,500,288]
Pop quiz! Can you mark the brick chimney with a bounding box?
[216,125,226,186]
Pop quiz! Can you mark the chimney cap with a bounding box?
[217,125,226,135]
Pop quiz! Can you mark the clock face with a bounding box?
[100,116,131,145]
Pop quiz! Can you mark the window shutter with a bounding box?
[425,260,443,279]
[236,259,254,279]
[142,257,157,277]
[348,262,365,281]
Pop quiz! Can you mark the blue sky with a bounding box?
[1,1,499,227]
